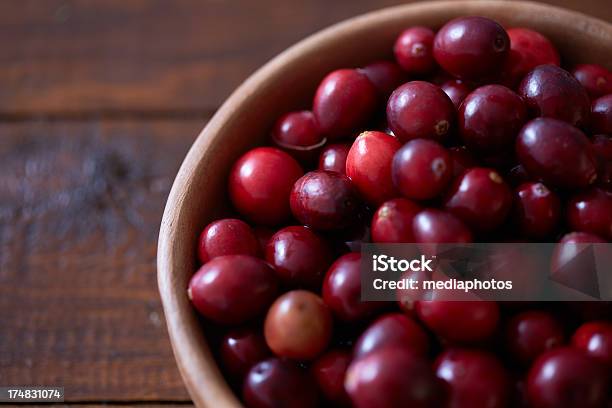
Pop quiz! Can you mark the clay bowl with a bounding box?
[158,1,612,406]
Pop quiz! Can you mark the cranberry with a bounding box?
[345,347,443,408]
[567,188,612,240]
[435,349,510,408]
[505,311,564,365]
[441,79,472,109]
[346,131,401,205]
[265,226,333,288]
[393,26,436,75]
[271,111,323,148]
[313,69,378,139]
[413,209,473,246]
[253,226,275,253]
[416,301,499,343]
[526,347,610,408]
[243,358,318,408]
[197,218,261,264]
[572,321,612,365]
[448,146,477,179]
[358,60,407,98]
[220,328,271,379]
[503,27,560,86]
[433,16,509,80]
[354,313,429,359]
[392,139,453,200]
[188,255,278,325]
[371,198,420,243]
[513,182,561,238]
[264,290,332,360]
[459,85,527,155]
[387,81,455,143]
[318,143,351,174]
[230,147,303,225]
[444,168,512,231]
[290,170,361,230]
[516,118,597,189]
[311,349,351,405]
[591,94,612,135]
[572,64,612,98]
[518,65,590,128]
[593,135,612,189]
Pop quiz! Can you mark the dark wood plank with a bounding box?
[0,118,203,401]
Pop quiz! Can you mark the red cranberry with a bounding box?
[572,321,612,365]
[387,81,455,143]
[572,64,612,98]
[413,209,473,246]
[448,146,477,179]
[526,347,610,408]
[444,168,512,231]
[346,131,401,205]
[503,27,560,87]
[271,111,323,148]
[433,16,509,80]
[265,226,333,288]
[358,60,407,98]
[311,349,352,405]
[290,170,361,231]
[243,358,318,408]
[516,118,597,189]
[354,313,429,359]
[371,198,420,243]
[514,182,561,238]
[264,290,332,360]
[459,85,527,154]
[345,347,443,408]
[313,69,378,139]
[318,143,351,174]
[435,349,510,408]
[230,147,303,225]
[188,255,278,325]
[518,65,590,128]
[393,26,436,75]
[567,188,612,240]
[197,218,261,264]
[592,135,612,189]
[441,79,472,109]
[416,301,499,343]
[221,328,271,379]
[591,94,612,135]
[392,138,453,200]
[505,311,564,365]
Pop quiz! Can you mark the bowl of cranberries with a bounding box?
[158,1,612,407]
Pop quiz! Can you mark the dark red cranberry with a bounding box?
[516,118,597,189]
[197,218,261,264]
[311,349,352,405]
[526,347,610,408]
[290,170,361,230]
[392,138,453,200]
[345,347,443,408]
[243,358,318,408]
[313,69,378,139]
[371,198,420,243]
[433,16,509,80]
[318,143,351,174]
[413,209,473,246]
[271,111,323,147]
[505,311,564,365]
[265,226,333,288]
[572,321,612,365]
[441,79,472,109]
[459,85,527,154]
[572,64,612,98]
[393,26,436,75]
[354,313,429,359]
[264,290,332,360]
[444,167,512,231]
[513,182,561,238]
[416,301,499,343]
[518,65,591,128]
[188,255,278,325]
[593,135,612,189]
[503,27,560,87]
[435,349,510,408]
[220,328,271,379]
[346,131,401,205]
[230,147,303,225]
[567,188,612,240]
[591,94,612,135]
[358,60,407,98]
[387,81,455,143]
[448,146,477,179]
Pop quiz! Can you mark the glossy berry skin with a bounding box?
[358,60,407,98]
[416,301,499,343]
[526,347,610,408]
[387,81,455,143]
[313,69,378,139]
[197,218,261,264]
[371,198,420,243]
[435,349,510,408]
[393,26,436,75]
[441,80,472,109]
[345,347,443,408]
[503,27,560,87]
[567,188,612,240]
[271,111,323,147]
[572,64,612,98]
[444,168,512,231]
[290,170,361,231]
[591,94,612,135]
[318,143,350,174]
[518,65,591,128]
[265,226,333,288]
[433,16,509,80]
[459,85,527,155]
[220,328,271,379]
[413,209,473,246]
[516,118,597,189]
[264,290,332,360]
[346,131,401,205]
[230,147,303,225]
[392,139,453,200]
[448,146,477,179]
[354,313,429,359]
[572,321,612,365]
[188,255,278,325]
[505,311,564,365]
[311,349,352,405]
[243,358,318,408]
[514,182,561,238]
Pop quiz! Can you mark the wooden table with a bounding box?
[0,0,608,406]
